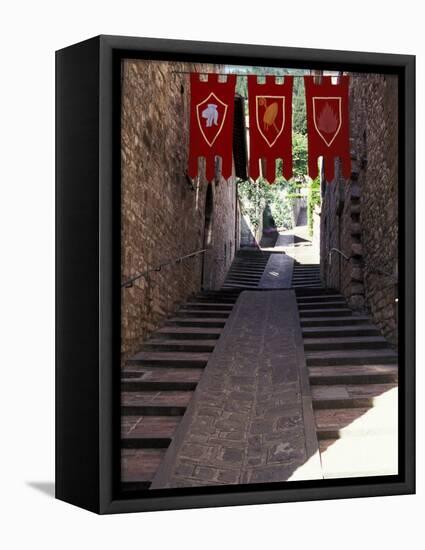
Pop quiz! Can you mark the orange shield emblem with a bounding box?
[255,95,285,148]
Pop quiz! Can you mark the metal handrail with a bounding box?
[121,248,207,288]
[328,247,350,265]
[328,247,397,282]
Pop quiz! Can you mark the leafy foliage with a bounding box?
[238,178,294,230]
[232,66,310,231]
[307,176,321,236]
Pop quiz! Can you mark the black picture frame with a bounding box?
[56,35,415,514]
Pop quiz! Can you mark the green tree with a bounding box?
[227,65,311,233]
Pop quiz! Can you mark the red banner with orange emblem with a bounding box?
[188,73,237,182]
[304,75,351,182]
[248,75,293,183]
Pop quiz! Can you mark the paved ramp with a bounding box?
[151,290,321,487]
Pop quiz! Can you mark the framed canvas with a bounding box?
[56,35,415,514]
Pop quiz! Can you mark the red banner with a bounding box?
[248,75,293,183]
[188,73,237,182]
[304,75,351,182]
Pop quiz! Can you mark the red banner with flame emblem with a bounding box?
[304,75,351,182]
[188,73,237,182]
[248,75,293,183]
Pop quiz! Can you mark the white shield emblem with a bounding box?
[196,92,228,147]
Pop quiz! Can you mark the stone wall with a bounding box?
[240,208,263,248]
[320,74,398,345]
[121,59,240,362]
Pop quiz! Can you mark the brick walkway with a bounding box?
[151,290,321,488]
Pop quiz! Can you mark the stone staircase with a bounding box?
[121,288,242,491]
[291,261,322,288]
[222,249,271,289]
[295,286,398,478]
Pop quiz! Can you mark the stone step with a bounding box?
[315,407,397,439]
[292,278,322,283]
[122,366,202,391]
[182,302,233,310]
[300,315,370,327]
[292,281,322,286]
[225,277,261,283]
[190,297,237,304]
[156,326,222,339]
[122,380,197,392]
[121,449,167,486]
[306,348,397,366]
[229,268,264,273]
[176,309,230,318]
[226,274,261,279]
[299,308,354,318]
[122,415,180,440]
[223,283,258,288]
[292,276,322,279]
[122,437,171,449]
[297,295,345,303]
[302,325,379,337]
[126,351,210,368]
[142,339,216,353]
[227,269,263,274]
[197,290,241,296]
[304,335,389,351]
[230,271,265,274]
[293,282,322,286]
[121,391,193,416]
[165,317,226,328]
[293,285,323,289]
[230,267,267,271]
[308,365,398,385]
[311,383,397,409]
[227,267,264,272]
[293,281,322,285]
[228,266,265,271]
[298,301,349,310]
[315,407,372,438]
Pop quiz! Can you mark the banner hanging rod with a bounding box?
[171,71,392,78]
[170,71,388,78]
[171,71,327,77]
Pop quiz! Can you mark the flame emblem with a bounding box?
[313,97,342,147]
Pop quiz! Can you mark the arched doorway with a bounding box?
[201,183,214,289]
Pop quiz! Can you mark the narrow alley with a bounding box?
[121,208,398,489]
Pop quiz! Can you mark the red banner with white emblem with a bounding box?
[304,75,351,182]
[188,73,237,182]
[248,75,293,183]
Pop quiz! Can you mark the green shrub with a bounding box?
[307,176,321,236]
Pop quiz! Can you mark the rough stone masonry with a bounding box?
[320,74,398,346]
[121,59,241,363]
